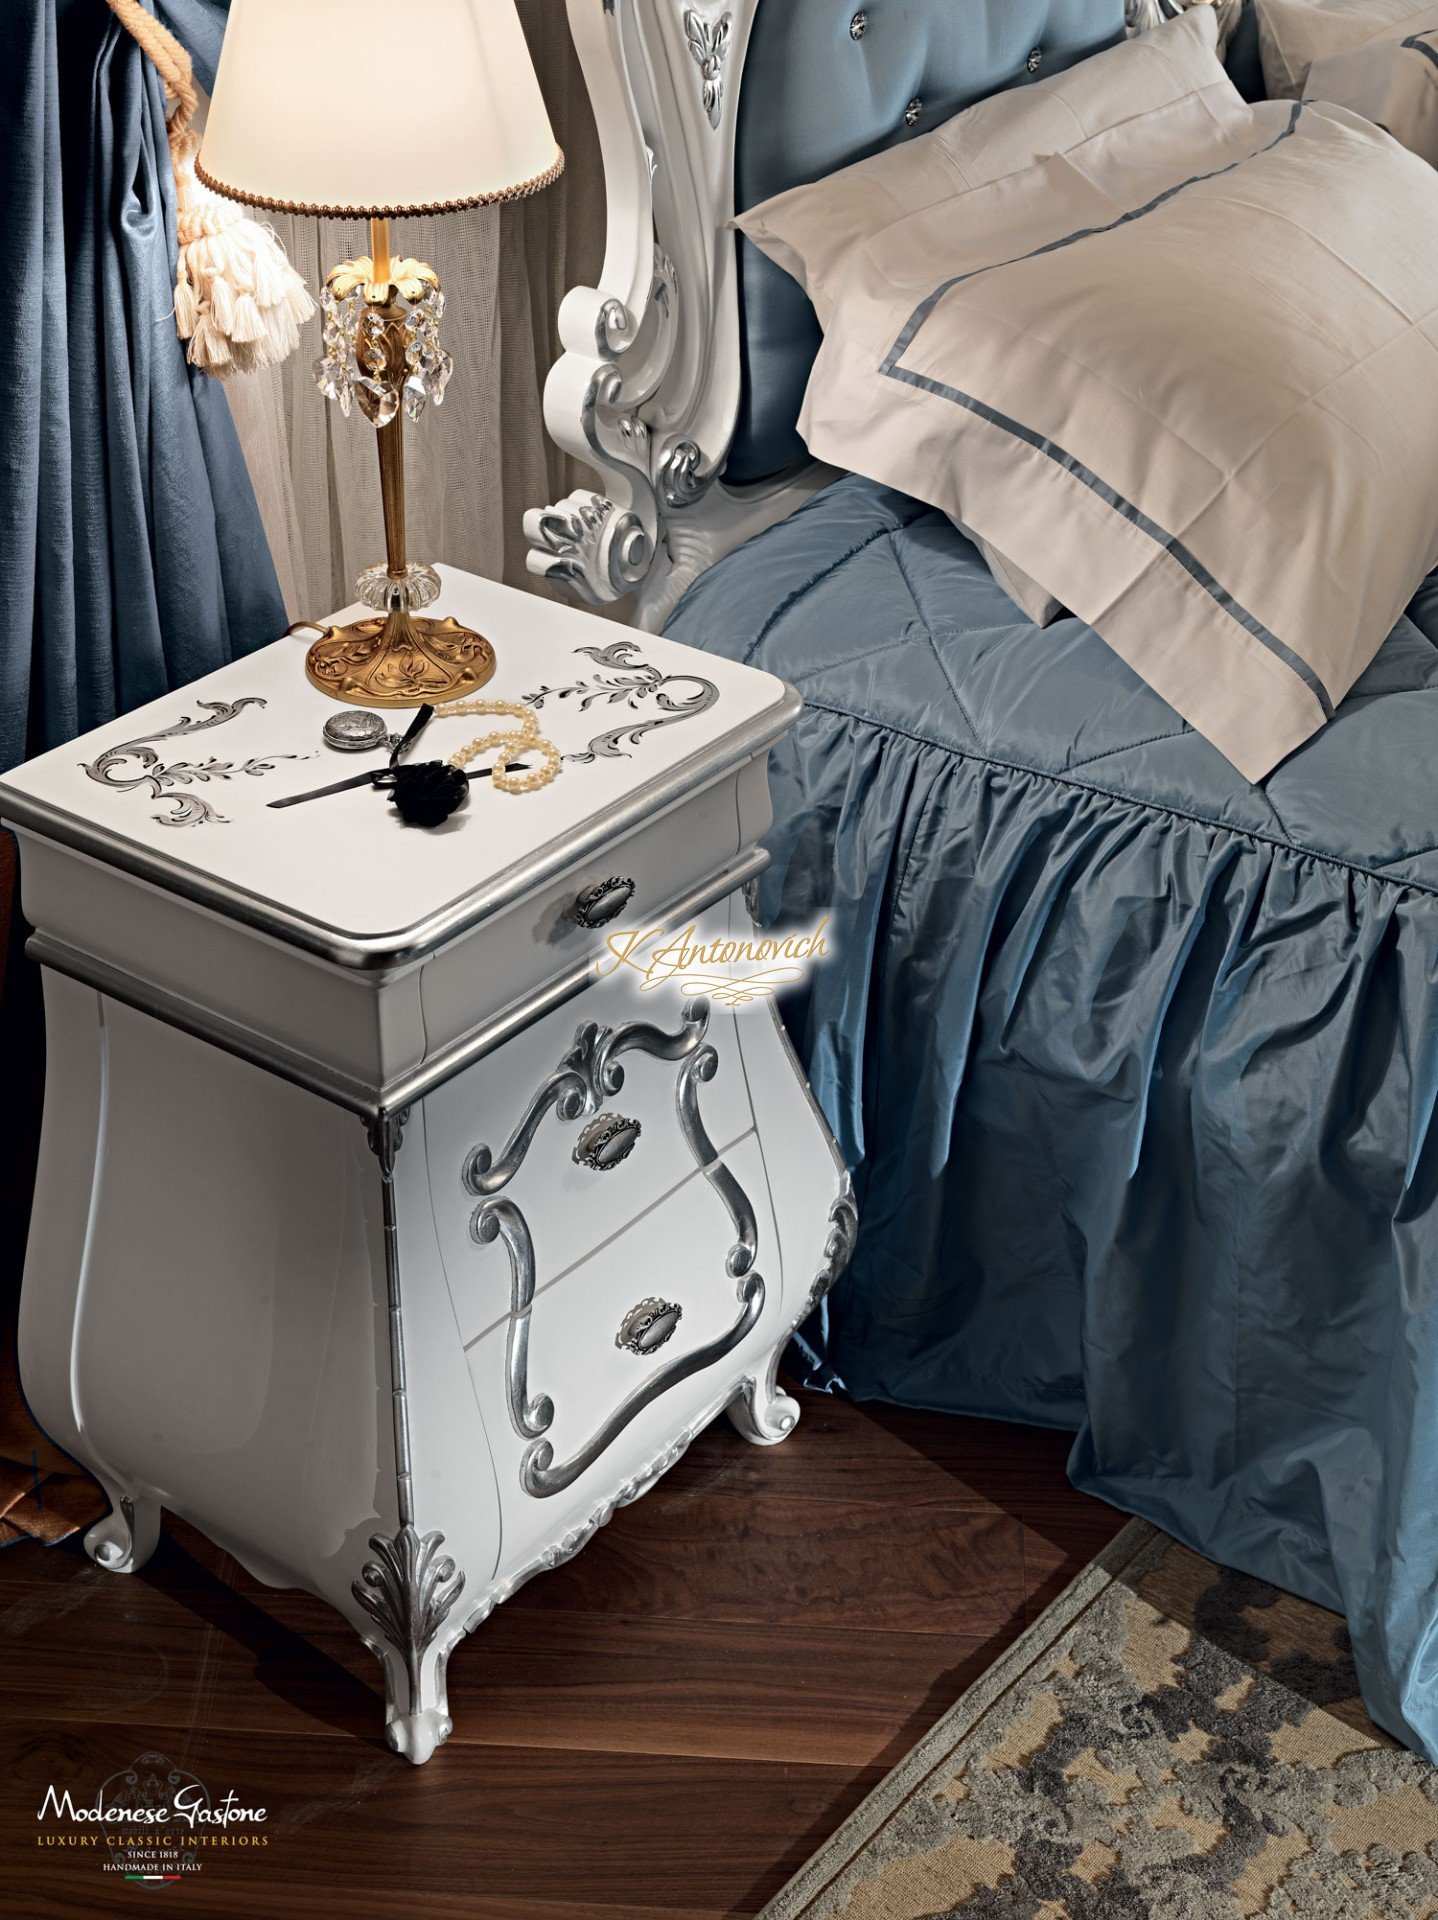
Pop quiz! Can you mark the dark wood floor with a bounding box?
[0,1386,1122,1919]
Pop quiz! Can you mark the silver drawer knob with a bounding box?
[573,875,635,928]
[904,97,922,128]
[1026,45,1043,73]
[616,1297,683,1355]
[849,10,868,38]
[574,1113,641,1171]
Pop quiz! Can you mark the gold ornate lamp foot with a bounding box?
[307,218,495,708]
[304,569,496,708]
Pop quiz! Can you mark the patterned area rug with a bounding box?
[763,1522,1438,1919]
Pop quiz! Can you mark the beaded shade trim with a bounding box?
[194,146,565,219]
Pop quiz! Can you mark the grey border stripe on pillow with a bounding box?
[881,105,1304,370]
[875,364,1335,717]
[876,99,1334,719]
[1403,31,1438,71]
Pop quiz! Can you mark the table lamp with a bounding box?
[198,0,564,707]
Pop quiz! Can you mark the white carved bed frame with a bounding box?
[522,0,832,632]
[522,0,1189,631]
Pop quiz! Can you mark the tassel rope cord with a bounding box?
[103,0,198,130]
[103,0,314,375]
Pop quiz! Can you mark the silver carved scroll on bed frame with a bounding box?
[523,1,828,632]
[524,0,1241,632]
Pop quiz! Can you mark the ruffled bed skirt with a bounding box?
[667,473,1438,1758]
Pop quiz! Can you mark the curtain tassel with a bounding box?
[105,0,314,378]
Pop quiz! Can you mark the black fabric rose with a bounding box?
[379,760,470,827]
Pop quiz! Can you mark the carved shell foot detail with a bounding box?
[85,1491,161,1574]
[728,1376,801,1446]
[385,1707,453,1767]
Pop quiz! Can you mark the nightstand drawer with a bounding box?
[463,1134,780,1528]
[425,978,754,1350]
[415,756,773,1067]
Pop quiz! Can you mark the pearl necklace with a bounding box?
[434,696,561,795]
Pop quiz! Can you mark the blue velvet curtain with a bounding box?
[2,0,283,774]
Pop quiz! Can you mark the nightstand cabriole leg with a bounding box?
[728,1367,801,1446]
[85,1485,162,1574]
[727,1179,858,1446]
[356,1108,467,1767]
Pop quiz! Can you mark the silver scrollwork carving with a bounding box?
[463,1030,599,1197]
[525,492,652,607]
[677,1042,757,1278]
[81,697,306,827]
[525,235,682,607]
[727,1177,858,1449]
[464,996,769,1498]
[455,1400,732,1639]
[352,1524,465,1723]
[658,438,716,511]
[806,1176,859,1316]
[522,1274,764,1496]
[464,1003,709,1199]
[471,1199,556,1441]
[682,5,732,128]
[594,244,677,360]
[524,639,718,764]
[357,1105,467,1763]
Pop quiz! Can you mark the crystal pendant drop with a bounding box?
[314,351,354,418]
[355,376,399,427]
[426,347,454,406]
[314,283,365,420]
[402,375,428,423]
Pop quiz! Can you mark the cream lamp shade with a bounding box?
[197,0,564,216]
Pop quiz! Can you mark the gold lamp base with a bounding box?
[305,603,496,708]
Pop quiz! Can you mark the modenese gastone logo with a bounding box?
[35,1753,269,1883]
[37,1783,267,1828]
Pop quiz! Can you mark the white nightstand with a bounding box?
[0,568,855,1765]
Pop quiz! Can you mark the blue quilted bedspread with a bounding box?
[665,473,1438,1758]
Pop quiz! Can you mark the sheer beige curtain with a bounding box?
[223,2,603,620]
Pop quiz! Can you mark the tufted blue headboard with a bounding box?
[727,0,1129,483]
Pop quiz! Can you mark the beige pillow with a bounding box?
[738,8,1233,329]
[1257,0,1438,164]
[736,8,1236,629]
[746,15,1438,781]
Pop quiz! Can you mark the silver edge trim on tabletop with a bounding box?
[23,846,770,1123]
[0,685,801,972]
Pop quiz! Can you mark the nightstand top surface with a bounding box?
[0,568,796,968]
